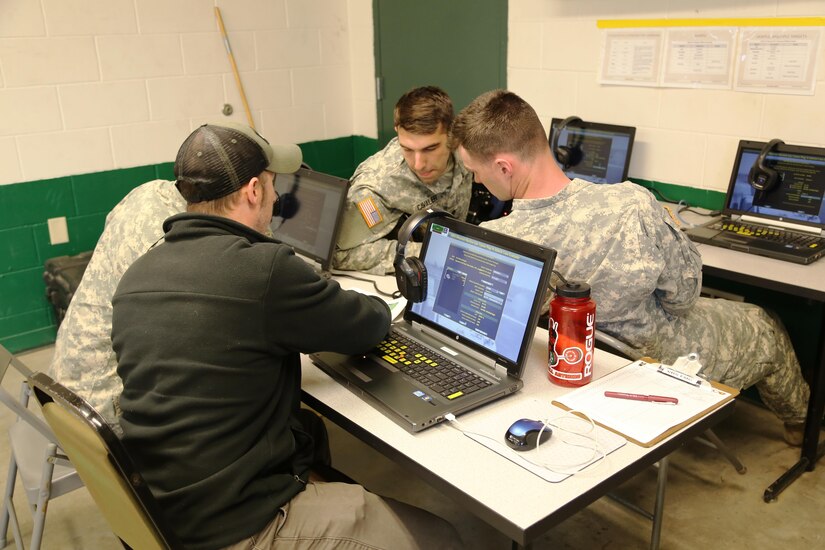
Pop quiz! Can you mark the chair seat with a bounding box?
[9,421,84,504]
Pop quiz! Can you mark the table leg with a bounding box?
[763,305,825,502]
[650,456,668,550]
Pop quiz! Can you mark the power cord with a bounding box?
[329,271,402,299]
[672,203,722,229]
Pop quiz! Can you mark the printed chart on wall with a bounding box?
[735,28,821,95]
[597,18,824,95]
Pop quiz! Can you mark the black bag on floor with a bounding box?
[43,251,93,327]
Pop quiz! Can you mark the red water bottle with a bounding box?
[548,281,596,387]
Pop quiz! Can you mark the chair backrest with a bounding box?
[594,329,644,361]
[28,371,182,550]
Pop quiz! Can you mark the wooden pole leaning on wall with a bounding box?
[215,7,255,129]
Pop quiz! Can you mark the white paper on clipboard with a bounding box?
[553,360,736,446]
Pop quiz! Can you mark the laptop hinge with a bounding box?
[494,363,509,378]
[410,321,504,379]
[738,214,822,236]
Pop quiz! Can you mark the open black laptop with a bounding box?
[311,217,556,432]
[685,140,825,265]
[269,167,349,275]
[548,118,636,184]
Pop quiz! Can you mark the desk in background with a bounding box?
[695,243,825,501]
[300,273,734,549]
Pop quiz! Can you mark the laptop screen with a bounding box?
[549,118,636,184]
[408,217,555,374]
[270,167,349,271]
[726,140,825,227]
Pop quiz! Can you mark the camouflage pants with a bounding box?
[610,297,810,424]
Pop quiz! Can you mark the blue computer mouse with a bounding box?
[505,418,552,451]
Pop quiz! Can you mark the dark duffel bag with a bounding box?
[43,251,93,326]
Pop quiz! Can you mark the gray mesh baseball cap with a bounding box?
[174,121,303,203]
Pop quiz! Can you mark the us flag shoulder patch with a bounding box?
[357,197,383,228]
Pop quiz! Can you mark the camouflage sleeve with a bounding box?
[49,180,185,426]
[453,157,474,221]
[644,196,702,314]
[334,170,404,272]
[336,187,398,250]
[333,239,397,274]
[333,240,422,275]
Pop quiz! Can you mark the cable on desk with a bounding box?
[673,203,722,229]
[680,206,721,217]
[329,271,402,299]
[640,184,685,205]
[445,411,607,476]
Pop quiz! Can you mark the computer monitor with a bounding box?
[549,118,636,184]
[269,167,349,273]
[725,140,825,225]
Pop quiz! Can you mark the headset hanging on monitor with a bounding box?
[551,116,584,170]
[749,138,785,193]
[393,208,454,303]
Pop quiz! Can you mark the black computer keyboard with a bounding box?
[375,332,492,400]
[711,220,824,249]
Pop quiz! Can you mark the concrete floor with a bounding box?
[2,345,824,549]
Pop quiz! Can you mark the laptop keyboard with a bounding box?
[376,332,493,400]
[711,220,824,250]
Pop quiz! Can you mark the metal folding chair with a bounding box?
[0,344,83,550]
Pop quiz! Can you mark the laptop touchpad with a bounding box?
[347,356,397,382]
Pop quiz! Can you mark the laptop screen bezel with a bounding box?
[549,118,636,183]
[724,140,825,230]
[402,216,556,378]
[270,167,350,272]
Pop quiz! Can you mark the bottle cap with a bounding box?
[556,281,591,298]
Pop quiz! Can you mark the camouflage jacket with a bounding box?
[333,137,472,274]
[49,180,186,425]
[483,179,702,357]
[480,179,809,422]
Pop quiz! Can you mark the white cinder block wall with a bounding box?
[509,0,825,193]
[0,0,377,186]
[4,0,823,194]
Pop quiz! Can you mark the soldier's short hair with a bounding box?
[393,86,453,135]
[449,89,548,162]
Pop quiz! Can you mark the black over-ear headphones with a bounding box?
[551,116,584,170]
[393,208,453,303]
[748,138,785,193]
[272,172,301,219]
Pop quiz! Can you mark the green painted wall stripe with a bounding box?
[629,178,726,211]
[0,176,75,230]
[0,136,379,353]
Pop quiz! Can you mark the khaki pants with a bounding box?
[223,481,463,550]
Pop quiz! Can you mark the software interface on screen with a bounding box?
[728,145,825,225]
[410,223,545,364]
[269,169,348,268]
[550,119,636,184]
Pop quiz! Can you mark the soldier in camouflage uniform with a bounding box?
[333,86,473,274]
[450,90,809,444]
[49,180,185,427]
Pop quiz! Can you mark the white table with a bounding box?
[300,273,734,548]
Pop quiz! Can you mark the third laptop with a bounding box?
[269,167,349,275]
[311,216,556,432]
[685,139,825,265]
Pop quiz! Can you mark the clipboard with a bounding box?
[552,360,738,447]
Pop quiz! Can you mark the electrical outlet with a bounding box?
[48,217,69,245]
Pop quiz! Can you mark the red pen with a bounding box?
[604,391,678,405]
